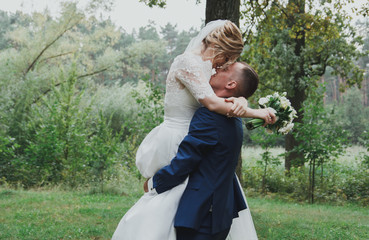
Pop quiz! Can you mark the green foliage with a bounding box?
[23,66,92,187]
[334,87,368,143]
[242,0,364,98]
[243,147,369,205]
[250,129,281,193]
[0,3,189,188]
[242,0,365,168]
[294,92,348,203]
[87,111,123,192]
[120,39,167,83]
[0,136,19,184]
[360,130,369,167]
[139,0,167,8]
[121,79,164,171]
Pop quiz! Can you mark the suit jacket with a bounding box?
[152,107,247,234]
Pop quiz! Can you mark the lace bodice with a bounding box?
[164,52,215,123]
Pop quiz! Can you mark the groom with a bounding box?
[145,62,271,240]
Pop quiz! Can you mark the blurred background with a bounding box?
[0,0,368,239]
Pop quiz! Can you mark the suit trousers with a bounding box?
[176,227,230,240]
[176,211,230,240]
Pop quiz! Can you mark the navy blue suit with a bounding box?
[152,107,247,238]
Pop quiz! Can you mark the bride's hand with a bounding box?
[225,97,248,117]
[252,108,277,127]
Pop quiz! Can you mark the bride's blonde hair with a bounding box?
[202,20,243,69]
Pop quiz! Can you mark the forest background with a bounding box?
[1,0,369,239]
[0,0,368,208]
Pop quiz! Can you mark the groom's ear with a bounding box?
[225,80,237,90]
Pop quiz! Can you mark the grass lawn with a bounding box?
[1,189,368,240]
[248,197,369,240]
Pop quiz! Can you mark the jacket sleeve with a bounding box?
[153,108,218,194]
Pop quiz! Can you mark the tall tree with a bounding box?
[241,0,364,171]
[205,0,240,25]
[138,20,160,41]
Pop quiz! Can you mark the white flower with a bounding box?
[285,123,294,132]
[259,97,269,106]
[248,92,296,134]
[280,100,288,109]
[289,109,297,119]
[280,97,291,110]
[278,123,294,135]
[278,128,288,135]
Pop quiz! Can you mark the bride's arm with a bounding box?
[174,59,248,117]
[199,95,246,116]
[200,96,276,125]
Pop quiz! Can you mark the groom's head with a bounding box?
[210,62,259,99]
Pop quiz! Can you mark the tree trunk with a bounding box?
[321,76,326,105]
[262,161,267,193]
[205,0,240,25]
[308,160,312,203]
[332,77,337,102]
[205,0,243,183]
[285,87,305,171]
[321,162,324,184]
[363,76,368,106]
[338,76,343,102]
[285,0,306,172]
[311,158,316,204]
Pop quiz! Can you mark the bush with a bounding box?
[242,146,368,205]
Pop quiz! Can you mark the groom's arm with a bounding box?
[151,108,219,194]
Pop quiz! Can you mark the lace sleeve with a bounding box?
[173,53,215,101]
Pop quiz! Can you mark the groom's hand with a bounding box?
[144,179,149,193]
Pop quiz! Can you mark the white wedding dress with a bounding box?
[112,20,258,240]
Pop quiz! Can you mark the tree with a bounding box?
[340,87,367,143]
[356,19,369,107]
[294,92,347,204]
[0,1,127,187]
[138,20,160,41]
[160,22,178,63]
[171,28,199,59]
[120,39,167,83]
[241,0,364,171]
[205,0,240,25]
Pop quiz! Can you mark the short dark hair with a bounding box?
[232,62,259,99]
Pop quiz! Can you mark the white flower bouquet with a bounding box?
[246,92,297,135]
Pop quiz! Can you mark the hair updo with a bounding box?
[202,20,244,69]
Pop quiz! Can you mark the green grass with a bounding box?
[241,145,367,167]
[1,189,368,240]
[0,189,140,240]
[248,197,369,240]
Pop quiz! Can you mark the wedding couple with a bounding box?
[112,20,276,240]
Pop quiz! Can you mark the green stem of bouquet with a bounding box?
[246,118,265,130]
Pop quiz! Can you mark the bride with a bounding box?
[112,20,270,240]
